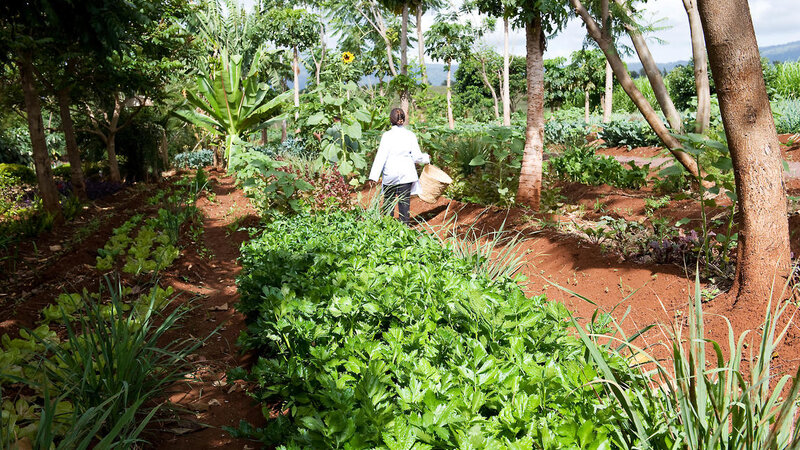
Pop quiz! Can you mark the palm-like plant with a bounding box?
[176,50,289,166]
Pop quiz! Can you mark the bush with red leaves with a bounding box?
[276,160,353,211]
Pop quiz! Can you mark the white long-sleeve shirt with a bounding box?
[368,126,430,195]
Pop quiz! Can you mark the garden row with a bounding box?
[0,171,208,448]
[230,206,800,449]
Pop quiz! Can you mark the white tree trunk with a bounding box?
[683,0,711,133]
[417,6,427,84]
[447,64,454,129]
[603,60,613,122]
[293,46,300,120]
[502,17,511,126]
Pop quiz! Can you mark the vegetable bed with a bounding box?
[234,210,620,449]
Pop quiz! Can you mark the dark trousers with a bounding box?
[382,183,412,224]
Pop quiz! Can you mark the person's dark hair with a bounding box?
[390,108,406,126]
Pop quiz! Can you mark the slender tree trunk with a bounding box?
[584,89,591,122]
[293,46,300,121]
[281,120,287,142]
[517,17,545,209]
[446,64,454,129]
[384,38,398,77]
[502,17,511,126]
[697,0,790,303]
[261,128,268,145]
[603,60,613,122]
[106,96,122,183]
[56,87,87,200]
[614,0,683,132]
[571,0,700,177]
[400,3,410,113]
[417,6,427,84]
[19,53,62,218]
[160,128,169,173]
[683,0,711,133]
[478,57,500,120]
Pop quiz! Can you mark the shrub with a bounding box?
[544,120,587,146]
[773,98,800,133]
[0,163,36,184]
[232,210,622,448]
[250,136,312,158]
[612,77,657,114]
[173,149,214,169]
[52,164,71,179]
[546,145,650,189]
[599,119,660,148]
[774,60,800,99]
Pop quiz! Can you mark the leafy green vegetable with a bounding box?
[234,210,621,448]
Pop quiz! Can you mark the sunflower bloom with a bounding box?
[341,52,355,64]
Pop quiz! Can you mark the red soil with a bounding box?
[3,160,800,448]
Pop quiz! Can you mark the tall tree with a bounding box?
[612,0,683,133]
[697,0,790,304]
[262,7,321,121]
[569,49,606,122]
[682,0,711,133]
[425,19,475,129]
[570,0,701,178]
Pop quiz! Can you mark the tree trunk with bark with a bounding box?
[603,60,613,122]
[160,128,169,173]
[584,89,591,122]
[56,87,87,200]
[19,53,62,218]
[502,17,511,126]
[615,0,683,132]
[400,3,410,113]
[697,0,790,303]
[683,0,711,133]
[478,57,500,120]
[517,17,545,209]
[417,6,427,84]
[571,0,700,178]
[293,46,300,120]
[446,63,454,129]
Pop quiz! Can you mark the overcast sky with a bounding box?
[242,0,798,63]
[455,0,799,62]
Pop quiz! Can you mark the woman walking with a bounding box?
[368,108,430,224]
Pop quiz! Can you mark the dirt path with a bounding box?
[150,172,264,449]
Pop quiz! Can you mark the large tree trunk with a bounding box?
[417,6,427,84]
[160,127,169,173]
[517,17,545,209]
[615,0,683,133]
[603,60,613,122]
[106,133,120,183]
[19,53,62,218]
[56,87,87,200]
[571,0,700,178]
[293,46,300,120]
[446,64,454,129]
[400,3,410,113]
[478,57,500,120]
[106,96,122,183]
[697,0,790,303]
[502,17,511,126]
[683,0,711,133]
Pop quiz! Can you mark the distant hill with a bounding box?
[626,40,800,74]
[291,40,800,89]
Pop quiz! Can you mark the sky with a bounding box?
[458,0,799,62]
[241,0,798,64]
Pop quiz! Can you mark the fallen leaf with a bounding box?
[49,245,62,252]
[208,399,222,406]
[209,303,228,311]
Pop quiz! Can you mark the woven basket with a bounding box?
[418,165,452,203]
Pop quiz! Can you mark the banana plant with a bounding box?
[175,49,290,167]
